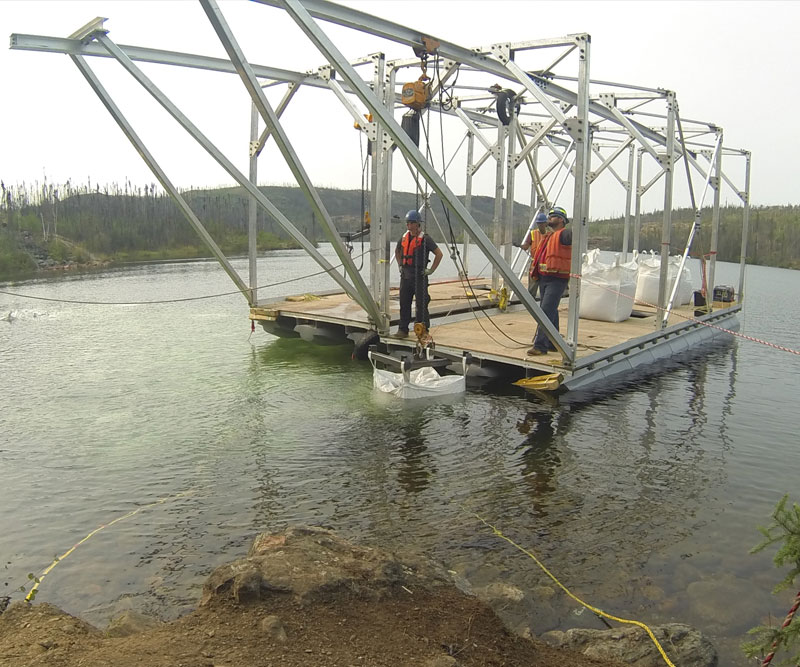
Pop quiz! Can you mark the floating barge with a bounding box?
[12,0,750,392]
[250,279,741,391]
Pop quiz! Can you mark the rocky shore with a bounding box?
[0,527,718,666]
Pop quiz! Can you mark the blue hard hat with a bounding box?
[534,211,548,224]
[405,209,422,223]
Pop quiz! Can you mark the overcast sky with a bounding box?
[2,0,798,219]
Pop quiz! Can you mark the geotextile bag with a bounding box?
[579,250,638,322]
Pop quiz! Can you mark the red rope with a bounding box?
[761,590,800,666]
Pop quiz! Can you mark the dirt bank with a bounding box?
[0,526,631,666]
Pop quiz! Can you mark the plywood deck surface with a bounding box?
[251,278,706,366]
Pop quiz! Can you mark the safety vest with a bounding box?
[528,229,550,277]
[401,231,425,266]
[537,228,571,277]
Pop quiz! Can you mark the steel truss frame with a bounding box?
[10,0,751,368]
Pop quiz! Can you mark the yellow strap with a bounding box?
[25,489,196,601]
[469,510,677,667]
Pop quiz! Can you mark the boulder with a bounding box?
[201,525,453,607]
[541,622,718,667]
[106,610,162,637]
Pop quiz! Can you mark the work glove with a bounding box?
[424,268,434,276]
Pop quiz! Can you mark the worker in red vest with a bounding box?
[394,210,443,337]
[527,206,572,356]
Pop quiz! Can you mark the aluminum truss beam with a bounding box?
[279,0,571,360]
[68,51,251,302]
[200,0,383,327]
[253,0,669,148]
[92,32,372,311]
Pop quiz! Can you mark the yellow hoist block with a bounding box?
[401,76,431,111]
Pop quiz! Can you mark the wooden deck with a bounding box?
[249,277,737,379]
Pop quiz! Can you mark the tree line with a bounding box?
[0,179,532,280]
[1,178,795,280]
[590,205,799,269]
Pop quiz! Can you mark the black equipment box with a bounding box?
[712,285,735,302]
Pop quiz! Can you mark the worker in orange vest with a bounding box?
[518,210,551,300]
[527,206,572,356]
[394,210,443,337]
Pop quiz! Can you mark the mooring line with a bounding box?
[0,249,377,306]
[467,508,677,667]
[23,488,196,602]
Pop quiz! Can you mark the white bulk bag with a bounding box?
[373,366,465,399]
[579,250,638,322]
[634,251,694,306]
[670,256,694,305]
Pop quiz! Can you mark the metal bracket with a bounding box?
[598,92,616,109]
[317,64,334,81]
[563,117,585,142]
[490,43,511,64]
[68,17,108,43]
[249,140,260,157]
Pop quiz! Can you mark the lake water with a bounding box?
[1,245,798,665]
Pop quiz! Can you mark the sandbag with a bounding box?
[579,250,638,322]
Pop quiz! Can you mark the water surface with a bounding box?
[1,249,798,665]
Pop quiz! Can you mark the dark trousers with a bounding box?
[528,277,540,301]
[532,275,568,351]
[399,274,430,332]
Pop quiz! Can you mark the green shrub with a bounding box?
[743,495,800,665]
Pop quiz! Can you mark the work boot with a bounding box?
[526,346,546,356]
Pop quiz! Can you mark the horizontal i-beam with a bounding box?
[252,0,670,148]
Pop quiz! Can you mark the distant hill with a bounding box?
[1,180,796,278]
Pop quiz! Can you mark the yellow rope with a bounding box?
[25,489,196,602]
[469,510,677,667]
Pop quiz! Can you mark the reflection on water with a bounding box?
[396,418,435,494]
[2,258,798,667]
[515,409,562,518]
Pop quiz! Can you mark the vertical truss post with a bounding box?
[200,0,383,326]
[633,147,644,254]
[738,153,751,302]
[248,101,259,304]
[565,34,591,356]
[68,53,252,302]
[503,116,517,270]
[491,123,507,290]
[461,130,475,277]
[657,91,677,328]
[622,143,634,261]
[708,129,723,300]
[369,53,391,331]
